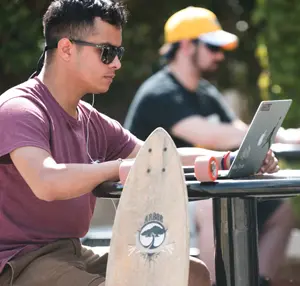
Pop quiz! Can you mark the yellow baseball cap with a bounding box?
[160,6,238,55]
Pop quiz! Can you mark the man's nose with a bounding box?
[109,56,122,70]
[215,51,225,61]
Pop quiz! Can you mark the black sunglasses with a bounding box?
[29,38,125,79]
[204,43,223,53]
[191,39,223,53]
[69,39,125,64]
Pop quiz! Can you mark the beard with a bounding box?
[194,57,222,77]
[203,62,220,73]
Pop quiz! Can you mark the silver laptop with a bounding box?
[218,99,292,179]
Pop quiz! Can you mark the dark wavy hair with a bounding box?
[30,0,128,78]
[43,0,128,45]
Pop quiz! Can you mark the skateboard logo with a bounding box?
[139,213,166,250]
[128,212,174,260]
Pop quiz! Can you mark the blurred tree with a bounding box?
[212,0,262,122]
[254,0,300,128]
[0,0,50,91]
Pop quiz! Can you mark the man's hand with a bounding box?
[257,149,279,174]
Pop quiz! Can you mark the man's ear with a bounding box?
[56,38,73,62]
[179,40,196,56]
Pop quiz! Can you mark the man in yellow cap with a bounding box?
[159,6,238,62]
[124,6,300,286]
[125,6,248,150]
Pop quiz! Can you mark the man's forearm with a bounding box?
[206,124,245,150]
[46,147,226,201]
[171,116,247,151]
[276,127,300,144]
[44,160,121,201]
[177,147,227,168]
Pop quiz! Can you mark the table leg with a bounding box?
[213,197,259,286]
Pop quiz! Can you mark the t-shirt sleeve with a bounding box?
[140,92,198,131]
[215,95,236,123]
[0,97,51,158]
[100,114,139,161]
[204,83,237,122]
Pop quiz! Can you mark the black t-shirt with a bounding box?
[124,68,236,148]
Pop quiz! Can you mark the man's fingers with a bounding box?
[264,158,279,174]
[264,149,274,165]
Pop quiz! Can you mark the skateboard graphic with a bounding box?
[105,128,190,286]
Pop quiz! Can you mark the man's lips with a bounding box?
[103,74,115,83]
[104,74,115,79]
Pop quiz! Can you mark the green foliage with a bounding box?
[254,0,300,127]
[0,0,45,77]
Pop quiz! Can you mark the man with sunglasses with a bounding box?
[0,1,277,286]
[124,6,299,286]
[125,6,249,150]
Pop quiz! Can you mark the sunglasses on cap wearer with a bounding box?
[204,43,223,53]
[29,38,125,79]
[191,39,223,53]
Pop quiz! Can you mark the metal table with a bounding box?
[93,170,300,286]
[272,143,300,161]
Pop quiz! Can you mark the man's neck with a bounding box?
[37,65,84,119]
[168,62,200,92]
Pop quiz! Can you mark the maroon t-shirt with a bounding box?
[0,78,138,273]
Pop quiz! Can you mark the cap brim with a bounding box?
[199,30,238,50]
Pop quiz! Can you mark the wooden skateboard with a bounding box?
[105,127,190,286]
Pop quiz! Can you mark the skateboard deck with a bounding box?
[105,128,190,286]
